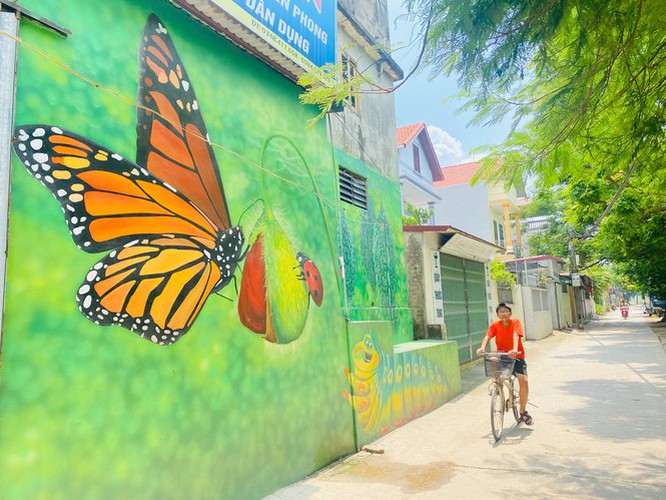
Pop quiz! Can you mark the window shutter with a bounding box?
[412,144,420,173]
[339,167,367,209]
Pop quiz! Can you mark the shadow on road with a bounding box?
[555,377,666,441]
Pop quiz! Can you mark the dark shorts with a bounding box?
[513,358,527,376]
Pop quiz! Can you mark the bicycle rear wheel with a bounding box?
[510,376,521,423]
[490,383,504,441]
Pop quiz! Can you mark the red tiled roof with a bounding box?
[396,122,444,182]
[433,161,482,187]
[396,122,424,147]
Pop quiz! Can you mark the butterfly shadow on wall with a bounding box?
[12,14,246,346]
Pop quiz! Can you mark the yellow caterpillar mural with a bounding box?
[344,333,449,436]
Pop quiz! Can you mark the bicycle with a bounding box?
[483,352,521,441]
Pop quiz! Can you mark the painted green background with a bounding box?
[0,1,354,498]
[345,322,462,447]
[335,149,413,345]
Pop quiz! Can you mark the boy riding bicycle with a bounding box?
[476,302,534,426]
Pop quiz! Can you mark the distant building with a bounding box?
[396,122,444,221]
[433,160,524,257]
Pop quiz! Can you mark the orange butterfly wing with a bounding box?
[13,125,244,344]
[14,125,219,252]
[137,14,230,230]
[77,237,223,345]
[11,14,245,345]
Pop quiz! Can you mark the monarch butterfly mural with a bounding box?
[344,333,450,435]
[12,14,245,345]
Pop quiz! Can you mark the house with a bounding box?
[502,256,572,338]
[403,225,502,364]
[396,122,444,220]
[0,1,460,496]
[394,129,508,363]
[433,160,525,257]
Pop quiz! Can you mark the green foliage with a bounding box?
[519,187,564,218]
[402,203,433,225]
[297,55,369,127]
[525,219,569,259]
[586,265,613,306]
[489,260,516,286]
[403,0,666,294]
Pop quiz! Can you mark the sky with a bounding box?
[386,0,512,166]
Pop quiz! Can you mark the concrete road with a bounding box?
[269,311,666,499]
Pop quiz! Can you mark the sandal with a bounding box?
[521,411,534,426]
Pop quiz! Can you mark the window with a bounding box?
[339,166,367,209]
[493,220,506,248]
[412,144,421,173]
[341,55,359,112]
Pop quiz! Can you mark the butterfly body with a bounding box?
[296,251,323,306]
[12,15,245,345]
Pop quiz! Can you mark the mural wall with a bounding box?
[334,152,462,448]
[0,1,354,498]
[344,322,461,446]
[335,149,413,345]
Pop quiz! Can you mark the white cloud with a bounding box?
[427,125,466,165]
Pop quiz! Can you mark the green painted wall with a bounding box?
[345,322,461,446]
[0,1,355,498]
[333,150,462,449]
[335,149,413,345]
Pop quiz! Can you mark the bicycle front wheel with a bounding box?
[490,383,504,441]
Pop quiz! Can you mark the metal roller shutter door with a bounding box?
[440,254,488,364]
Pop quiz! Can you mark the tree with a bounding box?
[299,1,665,293]
[489,260,516,286]
[401,0,666,293]
[405,0,665,187]
[402,203,433,225]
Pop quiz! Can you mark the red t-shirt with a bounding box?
[487,319,525,359]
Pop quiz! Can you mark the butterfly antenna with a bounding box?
[215,292,234,302]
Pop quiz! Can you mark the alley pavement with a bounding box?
[268,308,666,499]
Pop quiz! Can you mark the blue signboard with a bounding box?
[215,0,337,71]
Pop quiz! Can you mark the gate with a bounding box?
[440,254,488,364]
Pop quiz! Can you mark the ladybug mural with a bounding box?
[295,251,324,306]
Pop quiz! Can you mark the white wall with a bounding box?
[433,183,492,241]
[520,286,553,340]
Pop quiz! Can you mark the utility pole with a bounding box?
[568,231,582,329]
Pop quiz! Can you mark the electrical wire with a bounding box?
[0,29,409,231]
